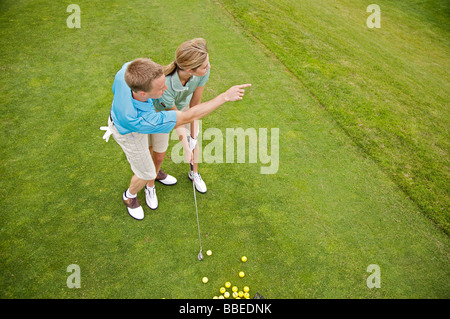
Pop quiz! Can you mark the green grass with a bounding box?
[218,0,450,234]
[1,0,449,298]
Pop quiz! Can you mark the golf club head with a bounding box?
[253,292,265,299]
[198,252,204,261]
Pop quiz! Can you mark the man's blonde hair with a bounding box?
[165,38,208,76]
[125,58,164,92]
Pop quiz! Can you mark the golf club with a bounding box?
[191,162,203,261]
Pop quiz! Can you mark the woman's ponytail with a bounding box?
[164,61,177,76]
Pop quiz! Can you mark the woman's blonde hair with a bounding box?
[165,38,208,76]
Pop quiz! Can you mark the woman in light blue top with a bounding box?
[151,38,211,193]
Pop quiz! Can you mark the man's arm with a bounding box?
[174,84,251,128]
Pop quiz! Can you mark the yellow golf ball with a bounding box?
[232,291,238,298]
[238,291,244,298]
[243,286,249,293]
[241,256,247,262]
[202,277,208,284]
[218,295,224,299]
[225,282,231,288]
[239,271,245,278]
[244,292,250,299]
[224,291,230,298]
[206,250,212,256]
[219,287,226,294]
[232,286,238,292]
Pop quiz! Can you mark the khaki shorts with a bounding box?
[108,117,156,181]
[148,133,170,153]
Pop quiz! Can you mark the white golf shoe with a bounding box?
[145,185,158,210]
[123,192,144,220]
[156,169,177,186]
[188,170,207,194]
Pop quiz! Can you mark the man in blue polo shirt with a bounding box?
[103,58,250,220]
[110,62,177,135]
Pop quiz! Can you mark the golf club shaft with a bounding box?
[191,162,202,253]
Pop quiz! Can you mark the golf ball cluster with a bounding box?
[214,284,250,299]
[205,255,251,299]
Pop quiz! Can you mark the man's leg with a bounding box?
[153,151,165,173]
[108,117,158,216]
[122,174,149,220]
[129,174,149,195]
[148,133,177,186]
[146,150,165,188]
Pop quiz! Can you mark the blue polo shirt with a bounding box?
[110,62,177,135]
